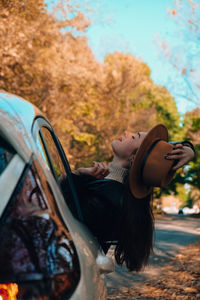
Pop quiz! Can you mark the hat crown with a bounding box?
[142,140,174,187]
[129,124,176,199]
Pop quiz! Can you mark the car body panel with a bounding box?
[0,92,114,299]
[0,91,42,134]
[0,93,33,162]
[0,154,25,217]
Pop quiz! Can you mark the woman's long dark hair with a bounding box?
[114,173,154,272]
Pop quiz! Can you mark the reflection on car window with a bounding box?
[40,127,66,180]
[36,126,80,218]
[0,137,15,175]
[0,160,80,299]
[35,133,49,166]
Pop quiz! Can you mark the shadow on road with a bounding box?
[106,215,200,293]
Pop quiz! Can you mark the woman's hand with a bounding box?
[165,144,195,171]
[74,161,110,179]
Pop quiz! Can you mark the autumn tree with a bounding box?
[0,0,100,164]
[156,0,200,203]
[159,0,200,106]
[62,51,183,166]
[0,0,182,169]
[182,108,200,207]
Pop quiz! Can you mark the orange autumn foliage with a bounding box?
[0,0,181,167]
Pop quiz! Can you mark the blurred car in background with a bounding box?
[0,91,114,300]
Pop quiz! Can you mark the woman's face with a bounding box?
[112,131,146,161]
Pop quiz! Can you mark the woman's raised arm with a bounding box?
[73,162,110,179]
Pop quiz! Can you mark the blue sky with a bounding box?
[47,0,197,114]
[86,0,172,65]
[84,0,197,114]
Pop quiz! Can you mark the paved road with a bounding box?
[106,215,200,295]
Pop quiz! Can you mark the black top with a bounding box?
[71,174,124,244]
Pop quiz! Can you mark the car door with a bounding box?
[0,135,81,300]
[32,117,114,284]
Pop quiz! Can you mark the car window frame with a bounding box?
[0,154,25,218]
[32,117,83,222]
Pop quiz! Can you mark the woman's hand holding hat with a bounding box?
[129,124,195,198]
[165,143,195,171]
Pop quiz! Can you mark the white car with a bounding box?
[0,92,114,300]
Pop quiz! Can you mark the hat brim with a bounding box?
[129,124,169,199]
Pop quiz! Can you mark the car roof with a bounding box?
[0,91,43,162]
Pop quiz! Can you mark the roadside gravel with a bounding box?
[107,239,200,300]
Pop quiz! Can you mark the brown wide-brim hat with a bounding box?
[129,124,176,199]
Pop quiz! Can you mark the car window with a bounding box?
[0,159,80,299]
[0,137,15,175]
[39,127,66,181]
[34,122,83,221]
[36,127,79,216]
